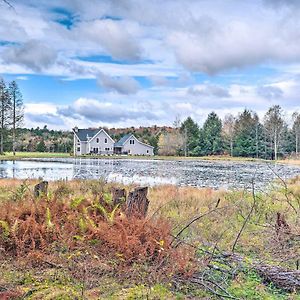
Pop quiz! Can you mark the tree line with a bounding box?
[1,75,299,161]
[0,78,24,155]
[158,106,300,160]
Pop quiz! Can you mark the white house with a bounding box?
[114,133,154,156]
[73,127,115,156]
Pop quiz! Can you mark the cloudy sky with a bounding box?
[1,0,300,129]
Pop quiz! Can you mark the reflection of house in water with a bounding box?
[73,158,115,180]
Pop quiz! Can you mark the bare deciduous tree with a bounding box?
[292,112,300,156]
[222,114,235,156]
[0,79,11,154]
[264,105,285,160]
[9,81,24,156]
[158,131,184,156]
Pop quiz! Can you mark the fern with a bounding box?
[0,220,10,237]
[45,208,54,229]
[109,204,120,224]
[70,196,85,209]
[103,192,113,204]
[93,203,119,224]
[78,218,87,233]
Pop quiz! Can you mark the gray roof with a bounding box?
[114,134,132,147]
[74,129,100,142]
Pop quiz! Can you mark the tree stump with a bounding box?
[126,187,149,218]
[112,188,126,207]
[34,181,48,198]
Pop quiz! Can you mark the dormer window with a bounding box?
[96,138,99,143]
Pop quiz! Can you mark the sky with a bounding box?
[0,0,300,130]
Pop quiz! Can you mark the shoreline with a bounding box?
[0,152,299,165]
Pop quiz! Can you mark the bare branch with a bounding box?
[231,179,257,252]
[2,0,14,9]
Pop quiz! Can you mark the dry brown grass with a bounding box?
[0,179,196,286]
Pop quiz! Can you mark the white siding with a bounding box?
[75,141,88,155]
[74,135,85,155]
[122,136,154,155]
[88,130,114,155]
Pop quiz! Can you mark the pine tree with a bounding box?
[0,78,11,154]
[180,117,200,156]
[233,109,264,158]
[198,112,223,155]
[9,81,24,156]
[36,140,46,152]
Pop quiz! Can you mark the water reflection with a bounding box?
[0,158,299,190]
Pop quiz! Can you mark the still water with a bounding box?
[0,158,299,190]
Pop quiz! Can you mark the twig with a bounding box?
[266,163,299,213]
[2,0,14,9]
[172,201,229,245]
[231,179,257,252]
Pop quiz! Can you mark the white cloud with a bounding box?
[2,0,300,130]
[3,0,300,76]
[97,72,140,94]
[188,84,231,98]
[2,40,57,72]
[74,19,141,61]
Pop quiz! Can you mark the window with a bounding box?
[77,147,80,152]
[130,139,135,144]
[105,147,110,151]
[96,138,99,143]
[104,138,108,144]
[147,150,149,153]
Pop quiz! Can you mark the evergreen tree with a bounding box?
[233,109,264,158]
[9,81,24,156]
[180,117,200,156]
[36,140,46,152]
[198,112,223,155]
[280,125,294,156]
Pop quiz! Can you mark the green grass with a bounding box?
[0,152,70,160]
[2,151,299,166]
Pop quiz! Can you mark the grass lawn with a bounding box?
[0,152,71,160]
[1,151,299,166]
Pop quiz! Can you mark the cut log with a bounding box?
[112,188,126,207]
[176,248,300,296]
[126,187,149,217]
[34,181,48,198]
[214,252,300,292]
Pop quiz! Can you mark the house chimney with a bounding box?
[73,126,78,132]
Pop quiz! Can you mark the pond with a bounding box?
[0,158,299,190]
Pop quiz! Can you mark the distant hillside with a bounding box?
[12,125,175,154]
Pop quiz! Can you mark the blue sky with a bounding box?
[0,0,300,129]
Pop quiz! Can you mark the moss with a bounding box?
[228,272,290,300]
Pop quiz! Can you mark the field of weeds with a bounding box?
[0,178,300,299]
